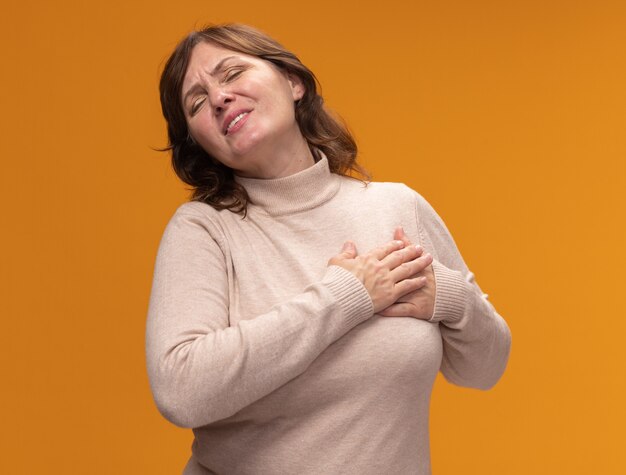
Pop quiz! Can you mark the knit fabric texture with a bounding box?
[145,154,512,475]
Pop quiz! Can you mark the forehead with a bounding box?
[182,42,258,88]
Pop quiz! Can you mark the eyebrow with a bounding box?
[182,55,239,109]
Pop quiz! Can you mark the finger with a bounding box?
[381,302,431,320]
[369,239,405,261]
[340,241,357,258]
[379,302,414,318]
[388,253,433,282]
[393,276,428,298]
[379,244,423,270]
[328,241,357,265]
[394,226,412,246]
[393,226,404,242]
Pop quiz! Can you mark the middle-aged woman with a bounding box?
[146,23,512,475]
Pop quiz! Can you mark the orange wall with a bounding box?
[1,0,624,473]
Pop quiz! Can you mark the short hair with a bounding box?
[159,23,368,215]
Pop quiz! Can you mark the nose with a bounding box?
[210,87,234,115]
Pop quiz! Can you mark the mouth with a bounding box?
[223,110,251,135]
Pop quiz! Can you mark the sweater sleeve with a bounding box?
[413,192,512,390]
[145,207,374,429]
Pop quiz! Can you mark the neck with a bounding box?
[234,151,340,216]
[233,129,316,180]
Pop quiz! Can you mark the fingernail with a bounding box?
[414,245,422,251]
[394,240,404,246]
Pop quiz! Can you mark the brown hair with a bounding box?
[159,23,369,215]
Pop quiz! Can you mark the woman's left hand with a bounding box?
[379,227,436,320]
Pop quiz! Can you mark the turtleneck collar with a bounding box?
[234,152,341,216]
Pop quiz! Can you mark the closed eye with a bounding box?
[188,66,246,115]
[190,96,206,115]
[224,68,244,82]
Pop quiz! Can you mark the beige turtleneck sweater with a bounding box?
[145,154,512,475]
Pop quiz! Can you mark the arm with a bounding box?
[145,209,374,429]
[414,192,512,390]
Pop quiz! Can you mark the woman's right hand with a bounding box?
[328,239,433,314]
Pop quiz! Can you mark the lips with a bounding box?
[223,109,252,135]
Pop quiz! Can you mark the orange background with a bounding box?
[1,0,624,473]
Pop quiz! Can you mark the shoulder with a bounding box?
[339,176,440,216]
[173,200,219,218]
[172,200,243,226]
[338,176,419,204]
[160,200,229,247]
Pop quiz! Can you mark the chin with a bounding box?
[230,128,266,156]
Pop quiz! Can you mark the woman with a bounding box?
[146,23,511,475]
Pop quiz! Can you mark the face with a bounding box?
[181,42,306,176]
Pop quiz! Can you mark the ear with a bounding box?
[286,72,305,101]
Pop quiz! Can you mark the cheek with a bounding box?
[189,118,221,146]
[261,89,297,123]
